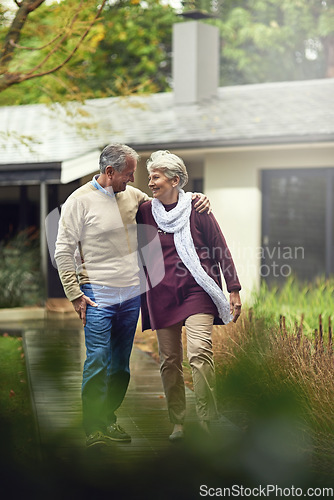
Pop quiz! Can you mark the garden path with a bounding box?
[22,318,239,499]
[23,319,194,456]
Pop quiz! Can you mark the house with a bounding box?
[0,20,333,303]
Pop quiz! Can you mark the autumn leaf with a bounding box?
[9,389,16,398]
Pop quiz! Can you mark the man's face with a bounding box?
[110,157,137,193]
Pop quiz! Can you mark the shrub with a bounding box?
[0,227,44,308]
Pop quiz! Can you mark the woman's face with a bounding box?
[148,169,178,202]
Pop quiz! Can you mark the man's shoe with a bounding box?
[86,430,106,448]
[105,423,131,443]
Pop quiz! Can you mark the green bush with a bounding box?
[0,228,44,308]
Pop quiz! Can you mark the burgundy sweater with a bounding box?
[136,199,241,331]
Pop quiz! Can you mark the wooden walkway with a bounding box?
[23,319,194,457]
[22,318,240,500]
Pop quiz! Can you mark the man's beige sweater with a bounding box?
[54,182,149,302]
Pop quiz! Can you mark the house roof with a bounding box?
[0,77,333,181]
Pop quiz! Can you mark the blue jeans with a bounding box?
[81,284,140,435]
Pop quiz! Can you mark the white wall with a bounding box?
[134,154,205,195]
[204,143,334,303]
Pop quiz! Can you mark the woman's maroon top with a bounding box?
[136,199,241,331]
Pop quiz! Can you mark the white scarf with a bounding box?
[151,190,233,324]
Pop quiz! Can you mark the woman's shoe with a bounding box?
[169,424,184,442]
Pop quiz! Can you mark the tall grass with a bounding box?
[249,276,334,337]
[136,277,334,483]
[0,227,44,308]
[213,311,334,485]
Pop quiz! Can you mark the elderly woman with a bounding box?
[137,150,242,442]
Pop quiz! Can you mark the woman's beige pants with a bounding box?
[156,313,219,424]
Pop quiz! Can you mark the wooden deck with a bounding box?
[22,319,241,499]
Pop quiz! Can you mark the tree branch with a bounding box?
[0,0,46,70]
[27,0,46,13]
[27,0,107,78]
[24,1,86,75]
[0,0,108,91]
[9,33,63,51]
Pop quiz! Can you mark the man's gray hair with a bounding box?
[99,143,139,173]
[146,150,188,189]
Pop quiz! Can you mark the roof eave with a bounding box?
[0,161,61,185]
[130,133,334,152]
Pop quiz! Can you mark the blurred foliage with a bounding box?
[213,314,334,484]
[136,301,334,483]
[0,0,108,101]
[187,0,334,84]
[1,0,333,106]
[0,227,44,308]
[77,0,178,98]
[249,275,334,336]
[0,0,178,105]
[0,335,38,468]
[222,0,333,84]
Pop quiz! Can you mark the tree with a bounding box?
[1,0,333,107]
[0,0,108,101]
[0,0,178,105]
[78,0,178,98]
[184,0,334,84]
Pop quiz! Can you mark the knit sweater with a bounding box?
[54,182,149,302]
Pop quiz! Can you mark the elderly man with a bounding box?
[55,143,209,448]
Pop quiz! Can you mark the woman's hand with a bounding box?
[192,193,212,214]
[230,291,242,323]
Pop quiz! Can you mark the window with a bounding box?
[262,168,334,285]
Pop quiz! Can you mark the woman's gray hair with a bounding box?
[99,143,139,173]
[146,150,188,189]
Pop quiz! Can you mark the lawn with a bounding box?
[0,334,39,471]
